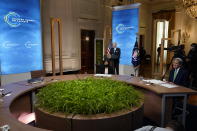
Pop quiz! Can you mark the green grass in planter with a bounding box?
[36,77,143,115]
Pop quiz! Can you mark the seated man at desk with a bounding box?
[169,58,189,87]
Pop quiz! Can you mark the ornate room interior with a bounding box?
[0,0,197,131]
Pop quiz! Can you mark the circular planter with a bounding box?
[35,102,144,131]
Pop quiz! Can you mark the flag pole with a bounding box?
[132,34,140,77]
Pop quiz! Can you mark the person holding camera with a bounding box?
[157,44,161,65]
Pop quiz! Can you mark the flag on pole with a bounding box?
[106,39,113,55]
[132,37,140,67]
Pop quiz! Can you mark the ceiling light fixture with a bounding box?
[182,0,197,19]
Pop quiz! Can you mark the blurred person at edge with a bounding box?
[186,43,197,87]
[135,120,184,131]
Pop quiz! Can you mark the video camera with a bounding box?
[165,44,184,52]
[165,44,185,59]
[191,43,197,50]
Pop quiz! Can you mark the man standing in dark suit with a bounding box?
[110,43,121,75]
[169,58,189,87]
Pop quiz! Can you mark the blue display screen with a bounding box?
[112,8,139,66]
[0,0,43,75]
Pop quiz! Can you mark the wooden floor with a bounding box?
[139,61,170,80]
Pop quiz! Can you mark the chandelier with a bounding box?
[182,0,197,19]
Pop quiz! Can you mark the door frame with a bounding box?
[94,38,104,73]
[152,19,169,76]
[80,29,95,73]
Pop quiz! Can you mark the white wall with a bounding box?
[175,8,197,54]
[1,0,105,85]
[135,0,197,56]
[3,0,197,84]
[139,0,197,57]
[138,3,152,55]
[42,0,104,72]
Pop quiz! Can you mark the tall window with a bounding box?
[156,20,169,64]
[152,10,175,76]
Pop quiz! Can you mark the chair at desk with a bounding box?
[172,95,197,131]
[185,95,197,131]
[31,70,46,78]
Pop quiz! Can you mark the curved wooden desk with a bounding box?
[0,74,196,130]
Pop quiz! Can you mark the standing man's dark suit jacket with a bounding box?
[110,48,121,74]
[169,68,189,87]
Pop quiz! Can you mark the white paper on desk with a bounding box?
[160,83,178,88]
[143,79,165,84]
[94,74,112,77]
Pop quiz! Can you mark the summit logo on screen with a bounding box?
[4,12,35,27]
[116,24,134,34]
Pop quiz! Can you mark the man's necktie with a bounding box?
[173,69,178,82]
